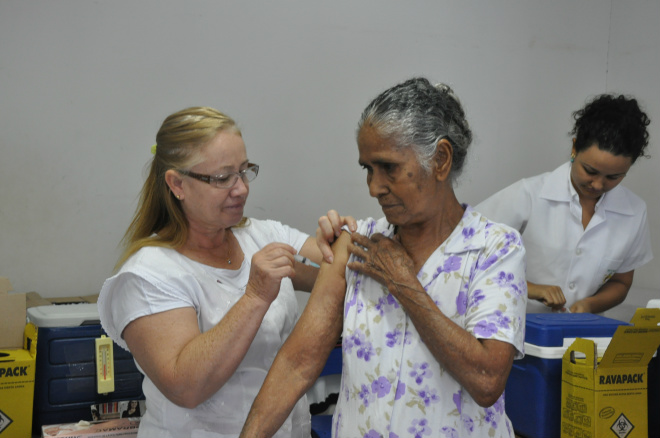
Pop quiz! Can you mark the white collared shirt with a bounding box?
[476,162,653,313]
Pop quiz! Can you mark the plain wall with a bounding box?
[1,1,658,304]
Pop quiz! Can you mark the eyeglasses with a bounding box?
[178,163,259,189]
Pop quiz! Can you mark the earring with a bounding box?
[176,194,181,200]
[570,154,575,163]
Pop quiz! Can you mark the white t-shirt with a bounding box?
[98,218,311,438]
[476,162,653,313]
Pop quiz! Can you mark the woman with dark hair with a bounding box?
[241,77,527,438]
[476,94,652,313]
[121,400,141,418]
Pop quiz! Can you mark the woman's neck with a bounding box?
[396,196,464,269]
[185,225,229,251]
[179,226,238,268]
[578,196,598,229]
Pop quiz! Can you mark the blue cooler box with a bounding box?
[505,313,628,438]
[27,304,144,434]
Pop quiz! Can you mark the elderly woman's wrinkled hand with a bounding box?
[347,233,417,292]
[245,243,297,305]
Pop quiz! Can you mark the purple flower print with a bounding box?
[461,414,474,433]
[425,255,462,291]
[386,328,402,347]
[493,271,527,297]
[474,320,498,338]
[504,231,520,248]
[478,254,498,271]
[350,331,374,361]
[418,386,440,406]
[375,296,388,315]
[440,427,459,438]
[492,395,505,415]
[356,343,374,362]
[371,376,391,398]
[359,384,374,407]
[364,430,381,438]
[345,329,375,361]
[456,291,468,316]
[452,390,462,414]
[443,255,462,273]
[484,407,498,429]
[343,335,355,354]
[409,362,433,385]
[467,288,486,309]
[452,389,474,431]
[385,328,411,348]
[345,275,360,317]
[511,280,527,298]
[388,432,399,438]
[366,220,376,235]
[357,298,365,314]
[462,227,475,241]
[407,418,432,438]
[491,309,512,329]
[395,381,406,400]
[386,293,399,307]
[495,271,515,287]
[376,294,399,315]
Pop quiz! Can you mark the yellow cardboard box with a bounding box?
[561,308,660,438]
[0,277,38,438]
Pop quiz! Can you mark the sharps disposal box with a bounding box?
[27,304,144,435]
[0,323,38,438]
[505,313,628,438]
[0,277,37,438]
[561,308,660,438]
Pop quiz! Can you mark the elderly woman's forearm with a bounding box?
[241,350,315,438]
[391,282,514,405]
[241,296,343,436]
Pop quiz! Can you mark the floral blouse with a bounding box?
[332,206,527,438]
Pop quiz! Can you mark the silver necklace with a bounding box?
[225,234,233,265]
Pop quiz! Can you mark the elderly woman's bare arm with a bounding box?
[388,283,516,407]
[240,232,351,438]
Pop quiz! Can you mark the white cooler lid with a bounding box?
[524,336,612,359]
[27,303,100,327]
[647,299,660,309]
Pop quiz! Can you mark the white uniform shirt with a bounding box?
[98,219,311,438]
[476,162,653,313]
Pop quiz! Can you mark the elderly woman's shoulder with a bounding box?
[473,209,524,242]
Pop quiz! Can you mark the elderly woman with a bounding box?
[477,94,652,313]
[240,78,527,438]
[98,107,321,438]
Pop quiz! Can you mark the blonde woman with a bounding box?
[99,107,321,438]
